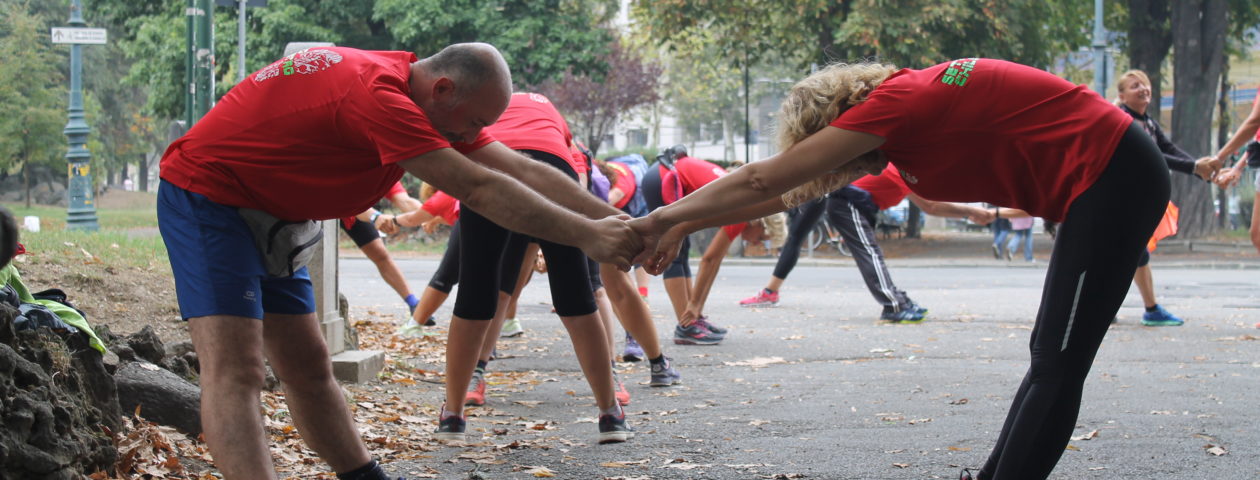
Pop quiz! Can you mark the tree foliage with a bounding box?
[375,0,619,88]
[0,3,67,185]
[536,42,662,157]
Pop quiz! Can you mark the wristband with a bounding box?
[369,211,381,224]
[391,216,401,228]
[993,207,1000,219]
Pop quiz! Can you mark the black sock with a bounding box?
[765,288,776,294]
[337,459,386,480]
[1146,304,1159,313]
[649,354,665,365]
[475,359,488,372]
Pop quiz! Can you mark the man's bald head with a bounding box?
[421,42,512,99]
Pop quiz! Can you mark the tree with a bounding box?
[0,4,67,207]
[536,42,662,158]
[375,0,618,88]
[1168,0,1227,238]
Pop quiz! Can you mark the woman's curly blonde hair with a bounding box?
[775,62,898,206]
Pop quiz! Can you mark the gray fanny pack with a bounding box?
[237,208,323,278]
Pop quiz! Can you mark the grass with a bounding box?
[3,201,167,270]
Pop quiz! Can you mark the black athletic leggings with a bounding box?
[772,198,826,279]
[641,165,692,279]
[428,221,461,293]
[977,121,1168,480]
[452,150,596,320]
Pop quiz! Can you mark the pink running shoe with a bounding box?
[738,288,779,307]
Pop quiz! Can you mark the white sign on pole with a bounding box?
[50,28,108,45]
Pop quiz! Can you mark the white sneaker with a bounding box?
[500,318,524,337]
[396,322,436,337]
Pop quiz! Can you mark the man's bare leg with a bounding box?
[1133,264,1157,309]
[189,315,277,480]
[262,312,371,473]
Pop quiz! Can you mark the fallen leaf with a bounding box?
[723,357,787,367]
[1070,429,1099,441]
[1205,445,1228,456]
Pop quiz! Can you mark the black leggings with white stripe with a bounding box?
[978,121,1168,479]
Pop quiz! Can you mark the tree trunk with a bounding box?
[1216,53,1231,228]
[906,203,922,238]
[1127,0,1174,121]
[1170,0,1227,238]
[22,161,30,209]
[138,154,150,192]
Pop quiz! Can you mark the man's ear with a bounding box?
[432,77,456,103]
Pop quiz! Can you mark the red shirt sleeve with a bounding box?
[421,191,460,224]
[386,181,407,198]
[722,223,747,241]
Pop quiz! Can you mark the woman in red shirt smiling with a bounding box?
[633,59,1181,480]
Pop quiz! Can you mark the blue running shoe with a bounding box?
[649,356,682,386]
[880,308,925,324]
[622,333,645,362]
[674,324,723,345]
[1141,305,1183,326]
[597,410,634,444]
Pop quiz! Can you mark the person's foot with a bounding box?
[991,244,1001,259]
[1141,305,1184,326]
[649,356,682,386]
[465,371,487,406]
[905,302,929,316]
[738,288,780,307]
[423,315,437,326]
[500,318,524,337]
[693,315,728,335]
[396,321,436,338]
[613,370,631,406]
[1004,249,1013,261]
[880,308,926,324]
[674,324,723,345]
[622,333,645,362]
[597,410,635,444]
[434,411,466,442]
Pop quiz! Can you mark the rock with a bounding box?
[114,361,201,435]
[339,292,358,350]
[0,303,120,478]
[125,325,166,364]
[166,340,195,358]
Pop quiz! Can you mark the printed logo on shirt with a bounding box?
[940,58,979,87]
[527,93,550,104]
[899,168,919,184]
[254,48,344,83]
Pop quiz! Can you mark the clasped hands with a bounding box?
[581,213,681,274]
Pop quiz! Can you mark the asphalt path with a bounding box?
[340,255,1259,480]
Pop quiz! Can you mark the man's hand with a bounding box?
[579,215,641,271]
[1194,156,1220,181]
[375,214,400,235]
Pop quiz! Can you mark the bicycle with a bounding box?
[805,216,852,257]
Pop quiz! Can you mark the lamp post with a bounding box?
[63,0,99,231]
[1091,0,1108,95]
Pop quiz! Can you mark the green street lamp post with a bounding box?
[63,0,99,231]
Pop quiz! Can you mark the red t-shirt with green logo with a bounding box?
[831,59,1132,221]
[487,93,586,175]
[160,47,492,221]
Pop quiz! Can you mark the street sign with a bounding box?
[215,0,267,6]
[50,27,107,45]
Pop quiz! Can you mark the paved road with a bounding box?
[340,255,1259,480]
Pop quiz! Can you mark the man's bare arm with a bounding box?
[468,142,622,219]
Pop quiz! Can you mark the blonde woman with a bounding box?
[631,59,1191,479]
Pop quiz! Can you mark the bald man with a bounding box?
[157,43,640,480]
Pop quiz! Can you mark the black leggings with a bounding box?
[452,150,596,320]
[772,198,826,279]
[978,121,1169,479]
[642,165,693,279]
[428,221,461,293]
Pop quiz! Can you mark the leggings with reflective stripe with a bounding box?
[978,121,1168,479]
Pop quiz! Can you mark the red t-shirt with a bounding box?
[659,156,745,240]
[421,190,460,224]
[851,164,912,210]
[159,47,492,221]
[831,58,1132,221]
[607,161,637,209]
[487,93,586,175]
[386,181,407,198]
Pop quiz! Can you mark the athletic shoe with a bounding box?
[423,315,436,326]
[500,318,524,337]
[693,315,728,335]
[880,308,926,324]
[613,370,631,406]
[396,322,436,338]
[738,288,780,307]
[1141,305,1184,326]
[622,333,645,362]
[674,324,723,345]
[959,468,979,480]
[649,357,682,386]
[1005,249,1013,261]
[434,413,466,442]
[597,410,634,444]
[905,302,929,316]
[991,244,1001,259]
[465,371,486,406]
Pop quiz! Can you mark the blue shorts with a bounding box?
[157,181,315,320]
